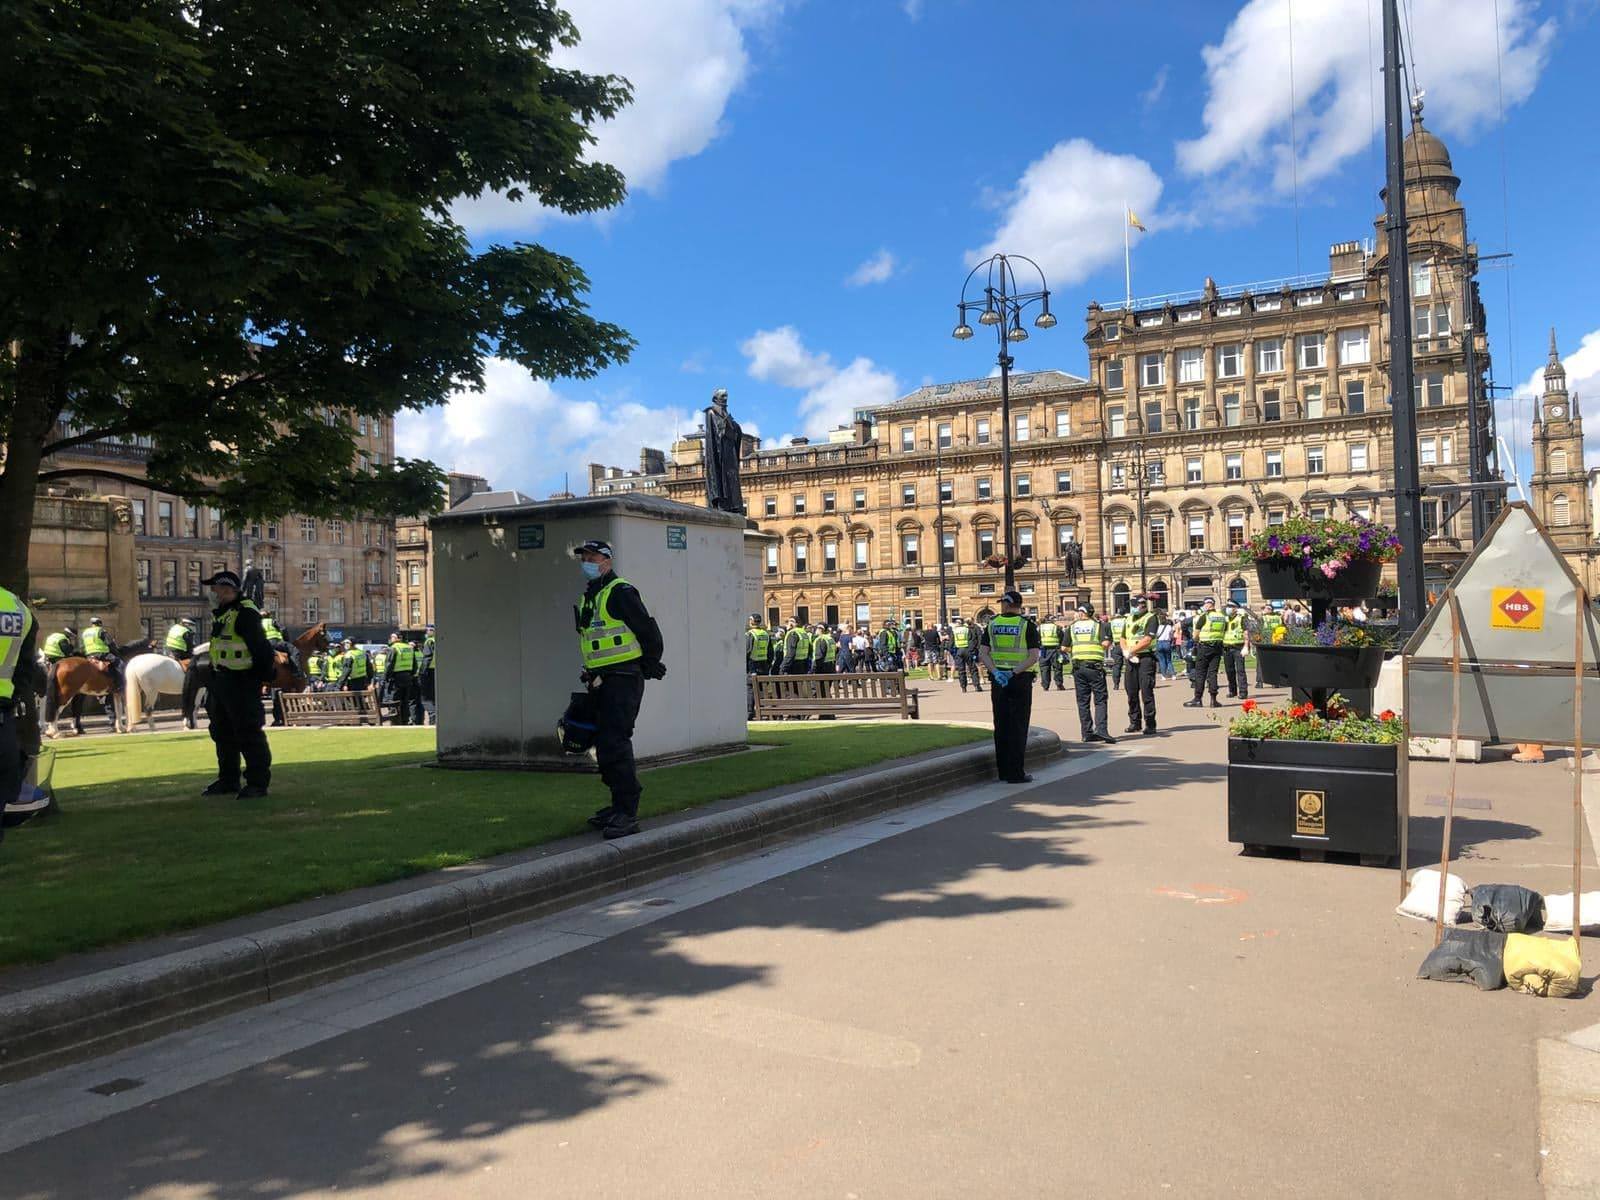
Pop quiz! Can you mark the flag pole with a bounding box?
[1123,204,1132,312]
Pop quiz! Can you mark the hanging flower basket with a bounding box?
[1242,515,1399,601]
[982,553,1011,570]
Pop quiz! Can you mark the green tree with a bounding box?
[1,1,633,592]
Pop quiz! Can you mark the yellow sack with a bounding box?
[1502,933,1582,998]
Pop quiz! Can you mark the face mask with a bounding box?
[580,560,603,580]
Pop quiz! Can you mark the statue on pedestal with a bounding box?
[703,388,746,515]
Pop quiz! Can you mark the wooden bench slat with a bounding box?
[752,671,917,721]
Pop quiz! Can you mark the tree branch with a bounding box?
[35,467,217,497]
[41,424,142,455]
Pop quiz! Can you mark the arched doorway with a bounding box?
[1228,577,1249,607]
[1149,579,1170,611]
[1112,582,1131,614]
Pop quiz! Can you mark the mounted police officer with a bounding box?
[978,590,1041,784]
[949,615,983,692]
[198,570,274,798]
[1036,612,1065,691]
[163,617,197,663]
[574,538,665,841]
[41,625,76,711]
[386,632,418,725]
[1121,593,1161,735]
[259,610,294,669]
[1184,598,1228,709]
[79,616,122,722]
[1069,601,1116,744]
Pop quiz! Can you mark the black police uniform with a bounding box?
[979,613,1040,783]
[580,569,664,833]
[1071,615,1114,742]
[1122,607,1162,734]
[387,643,418,726]
[205,595,275,794]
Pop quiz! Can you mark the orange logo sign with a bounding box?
[1490,586,1545,631]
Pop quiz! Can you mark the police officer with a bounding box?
[744,615,771,719]
[336,639,371,693]
[79,616,122,722]
[324,643,344,691]
[574,538,665,840]
[949,615,983,692]
[1221,600,1250,700]
[386,633,418,726]
[1107,609,1128,689]
[1184,598,1229,709]
[305,646,327,691]
[163,617,197,662]
[811,624,837,674]
[371,639,390,709]
[1122,593,1161,735]
[0,585,41,848]
[978,590,1040,784]
[415,624,436,725]
[1036,612,1065,691]
[780,620,813,676]
[198,570,274,798]
[41,625,76,723]
[1256,605,1283,688]
[876,621,902,671]
[1069,601,1116,744]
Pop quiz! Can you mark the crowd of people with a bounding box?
[299,629,436,727]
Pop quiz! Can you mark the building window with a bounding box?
[301,516,317,542]
[1145,401,1164,434]
[975,418,991,445]
[1440,435,1453,465]
[1015,474,1031,497]
[1296,334,1325,370]
[1108,405,1125,438]
[976,477,992,500]
[1055,409,1071,438]
[1554,495,1572,525]
[183,504,199,539]
[328,519,344,545]
[1338,328,1370,365]
[900,426,915,452]
[1223,394,1242,427]
[854,537,869,568]
[1186,457,1203,484]
[1255,297,1282,313]
[1111,520,1129,559]
[793,543,808,573]
[409,562,422,586]
[1266,451,1284,478]
[764,496,776,517]
[161,560,177,596]
[1304,384,1324,419]
[1267,508,1287,527]
[1184,397,1201,430]
[901,484,916,506]
[303,597,319,624]
[1307,445,1326,475]
[822,491,836,513]
[331,597,346,623]
[1015,412,1030,442]
[157,500,174,537]
[1225,453,1243,481]
[1017,527,1034,560]
[823,540,838,571]
[936,423,952,450]
[1228,511,1246,550]
[1057,525,1077,555]
[1217,344,1243,379]
[1411,259,1433,297]
[1110,464,1126,489]
[1421,499,1441,537]
[978,583,996,595]
[1552,449,1569,474]
[941,531,956,565]
[130,498,146,534]
[329,558,344,585]
[1262,390,1282,422]
[410,599,422,626]
[1104,321,1121,340]
[1140,353,1165,388]
[1415,373,1445,407]
[301,559,318,584]
[978,528,996,560]
[137,558,151,595]
[1177,347,1204,384]
[1350,443,1369,471]
[1056,470,1073,494]
[1149,517,1167,555]
[1104,358,1124,391]
[764,545,778,574]
[853,488,867,510]
[1188,516,1206,550]
[187,558,201,593]
[793,494,806,515]
[1257,338,1283,373]
[1345,379,1367,415]
[939,479,953,503]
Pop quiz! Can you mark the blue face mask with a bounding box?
[580,560,603,580]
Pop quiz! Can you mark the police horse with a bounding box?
[43,640,152,737]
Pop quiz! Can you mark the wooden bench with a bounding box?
[752,671,921,721]
[280,689,380,727]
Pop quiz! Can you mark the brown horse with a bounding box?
[43,639,151,736]
[181,621,330,727]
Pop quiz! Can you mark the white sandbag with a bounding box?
[1397,868,1468,923]
[1541,892,1600,934]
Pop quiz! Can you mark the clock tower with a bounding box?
[1529,328,1589,548]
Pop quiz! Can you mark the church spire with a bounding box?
[1545,327,1568,394]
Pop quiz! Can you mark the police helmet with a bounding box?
[557,690,600,754]
[342,638,353,648]
[90,617,103,626]
[181,617,197,628]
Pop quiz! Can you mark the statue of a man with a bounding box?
[703,388,746,515]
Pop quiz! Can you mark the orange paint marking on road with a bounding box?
[1154,884,1249,906]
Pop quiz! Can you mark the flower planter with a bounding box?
[1253,557,1382,602]
[1254,644,1385,692]
[1227,737,1401,861]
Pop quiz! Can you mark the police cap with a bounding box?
[572,539,613,559]
[202,569,242,589]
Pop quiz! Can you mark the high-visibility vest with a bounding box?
[260,617,284,643]
[211,600,261,671]
[422,635,435,668]
[1223,613,1247,646]
[325,651,343,681]
[1198,612,1228,643]
[789,629,813,659]
[389,643,416,672]
[814,633,836,665]
[307,653,325,680]
[748,628,771,661]
[882,628,899,652]
[80,625,110,655]
[1038,622,1063,648]
[579,578,643,671]
[986,615,1033,672]
[345,649,370,680]
[1262,614,1284,636]
[951,624,974,650]
[1123,611,1156,651]
[373,648,389,674]
[0,587,35,702]
[1069,618,1106,664]
[164,622,191,653]
[44,632,73,660]
[1108,616,1127,645]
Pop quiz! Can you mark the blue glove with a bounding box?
[991,669,1012,688]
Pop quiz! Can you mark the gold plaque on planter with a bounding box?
[1295,789,1326,837]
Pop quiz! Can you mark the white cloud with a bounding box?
[1505,327,1600,467]
[395,358,694,496]
[1177,0,1555,191]
[741,326,900,438]
[903,0,925,18]
[970,139,1163,287]
[846,248,898,287]
[453,0,784,236]
[1141,64,1169,109]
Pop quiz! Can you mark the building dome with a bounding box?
[1402,119,1458,188]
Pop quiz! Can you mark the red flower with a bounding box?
[1241,699,1257,712]
[1290,703,1315,719]
[1378,709,1397,721]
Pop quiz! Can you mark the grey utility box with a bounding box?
[431,493,749,769]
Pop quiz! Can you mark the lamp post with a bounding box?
[1129,441,1162,597]
[953,254,1056,591]
[935,435,949,629]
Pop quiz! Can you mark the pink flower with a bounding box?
[1321,562,1339,578]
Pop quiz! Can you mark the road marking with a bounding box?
[0,744,1120,1154]
[1154,884,1249,906]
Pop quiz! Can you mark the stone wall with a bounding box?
[29,494,141,640]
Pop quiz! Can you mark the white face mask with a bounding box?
[580,560,603,580]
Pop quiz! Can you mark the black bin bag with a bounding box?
[1471,884,1544,934]
[1417,928,1507,991]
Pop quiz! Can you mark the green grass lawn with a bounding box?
[2,722,985,966]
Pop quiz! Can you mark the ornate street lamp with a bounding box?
[952,254,1055,590]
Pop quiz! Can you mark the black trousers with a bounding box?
[1125,655,1158,730]
[594,670,646,819]
[415,670,435,723]
[0,707,18,845]
[1193,643,1224,699]
[389,674,417,725]
[1223,646,1248,698]
[1072,661,1109,739]
[988,672,1034,781]
[206,670,271,790]
[746,661,769,718]
[1109,647,1125,689]
[1038,648,1065,690]
[954,649,983,691]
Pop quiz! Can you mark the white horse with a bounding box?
[125,653,189,733]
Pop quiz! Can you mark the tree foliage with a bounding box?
[0,0,634,588]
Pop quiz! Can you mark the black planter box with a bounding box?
[1227,737,1401,860]
[1254,644,1385,691]
[1254,557,1382,602]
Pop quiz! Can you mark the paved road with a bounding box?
[3,674,1593,1197]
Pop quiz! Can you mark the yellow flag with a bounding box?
[1128,209,1148,233]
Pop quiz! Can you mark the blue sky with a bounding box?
[398,0,1600,498]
